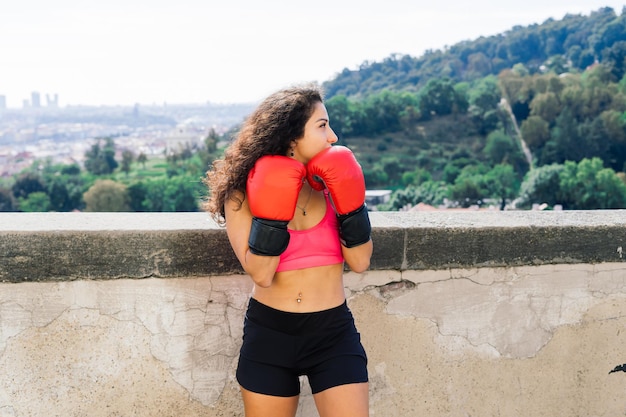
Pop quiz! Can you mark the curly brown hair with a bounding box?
[203,82,324,224]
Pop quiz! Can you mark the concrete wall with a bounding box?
[1,211,626,416]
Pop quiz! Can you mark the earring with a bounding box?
[290,149,295,157]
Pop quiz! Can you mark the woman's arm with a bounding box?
[224,192,279,288]
[342,239,373,273]
[306,147,372,273]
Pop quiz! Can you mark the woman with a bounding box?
[204,83,373,417]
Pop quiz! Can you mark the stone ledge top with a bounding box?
[2,210,626,232]
[1,211,625,282]
[0,212,223,231]
[373,210,626,228]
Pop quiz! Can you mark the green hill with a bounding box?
[323,6,624,99]
[319,6,626,210]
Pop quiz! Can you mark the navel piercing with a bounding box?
[297,292,302,303]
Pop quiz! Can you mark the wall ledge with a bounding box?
[1,211,625,283]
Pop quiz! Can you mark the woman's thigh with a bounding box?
[313,382,369,417]
[240,387,299,417]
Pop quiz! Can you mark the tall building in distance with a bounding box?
[0,95,6,110]
[31,91,41,108]
[46,93,59,108]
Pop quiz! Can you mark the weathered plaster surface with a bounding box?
[0,276,251,416]
[2,263,626,416]
[347,263,626,359]
[354,293,626,417]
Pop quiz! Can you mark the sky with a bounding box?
[0,0,623,108]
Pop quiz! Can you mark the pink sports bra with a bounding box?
[275,192,344,272]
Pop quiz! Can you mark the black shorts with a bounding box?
[236,297,368,397]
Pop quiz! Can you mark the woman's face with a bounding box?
[292,101,338,163]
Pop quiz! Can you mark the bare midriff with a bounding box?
[251,263,346,312]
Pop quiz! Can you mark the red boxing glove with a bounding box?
[246,155,305,256]
[306,146,366,214]
[307,146,371,247]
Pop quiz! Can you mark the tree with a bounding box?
[0,188,16,212]
[379,186,421,211]
[520,115,551,149]
[559,82,585,121]
[498,69,527,105]
[594,14,626,56]
[559,157,626,209]
[381,158,403,186]
[362,166,388,188]
[205,129,219,153]
[599,109,626,170]
[543,55,568,74]
[137,152,148,169]
[468,76,503,134]
[198,129,222,171]
[516,163,565,209]
[83,179,130,212]
[60,164,81,175]
[17,192,51,212]
[413,180,448,206]
[84,142,108,175]
[443,163,462,184]
[12,173,45,200]
[603,41,626,81]
[544,108,585,164]
[84,138,118,175]
[449,176,486,207]
[418,78,468,119]
[483,164,521,210]
[483,130,516,164]
[121,150,134,176]
[595,167,626,207]
[529,92,561,124]
[507,32,542,63]
[362,90,418,134]
[326,95,355,137]
[378,181,448,211]
[142,176,200,212]
[466,52,492,77]
[127,182,147,212]
[34,162,87,212]
[401,167,432,187]
[449,164,490,207]
[47,178,72,212]
[399,104,422,136]
[142,179,166,212]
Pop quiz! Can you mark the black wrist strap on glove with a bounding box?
[337,204,371,248]
[248,218,290,256]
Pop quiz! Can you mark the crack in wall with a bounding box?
[357,264,626,359]
[400,230,408,270]
[0,276,249,408]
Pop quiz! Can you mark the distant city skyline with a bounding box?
[0,91,59,110]
[1,1,624,108]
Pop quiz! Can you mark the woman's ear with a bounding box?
[289,141,296,157]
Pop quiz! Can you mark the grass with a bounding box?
[113,157,170,183]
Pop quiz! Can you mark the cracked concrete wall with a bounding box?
[2,263,626,417]
[0,276,250,417]
[1,212,625,416]
[348,264,626,416]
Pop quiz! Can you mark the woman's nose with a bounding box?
[328,128,338,143]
